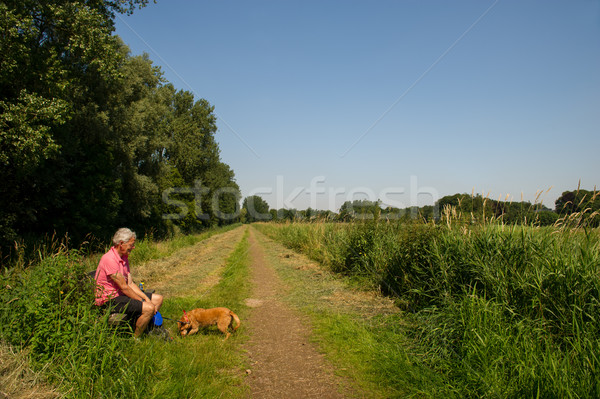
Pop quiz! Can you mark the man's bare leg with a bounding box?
[151,293,163,312]
[134,302,155,337]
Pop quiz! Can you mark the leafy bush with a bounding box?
[0,248,144,396]
[0,249,93,355]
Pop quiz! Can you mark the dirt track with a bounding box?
[136,225,353,397]
[243,228,349,398]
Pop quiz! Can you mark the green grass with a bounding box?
[0,225,250,398]
[130,223,242,264]
[255,221,600,398]
[255,228,452,398]
[311,312,451,398]
[124,227,251,399]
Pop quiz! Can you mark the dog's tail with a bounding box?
[230,311,241,331]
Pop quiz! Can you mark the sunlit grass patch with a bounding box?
[126,227,251,399]
[255,228,451,398]
[256,221,600,398]
[130,223,242,264]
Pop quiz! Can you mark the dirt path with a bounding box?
[243,228,350,398]
[141,225,355,397]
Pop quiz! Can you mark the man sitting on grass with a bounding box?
[94,227,163,337]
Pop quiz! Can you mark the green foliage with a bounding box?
[338,199,381,221]
[257,222,600,397]
[555,188,600,228]
[0,0,240,256]
[0,247,146,396]
[242,195,271,223]
[0,90,66,167]
[0,250,90,355]
[379,224,440,307]
[556,188,599,214]
[329,194,559,225]
[273,208,299,221]
[436,193,556,226]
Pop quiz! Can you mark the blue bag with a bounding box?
[153,311,163,327]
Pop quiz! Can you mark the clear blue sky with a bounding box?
[114,0,600,212]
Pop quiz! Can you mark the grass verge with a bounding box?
[253,227,452,398]
[129,224,243,265]
[0,224,249,398]
[125,227,252,399]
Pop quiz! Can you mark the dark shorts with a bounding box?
[104,292,153,317]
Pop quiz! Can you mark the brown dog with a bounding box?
[178,307,241,340]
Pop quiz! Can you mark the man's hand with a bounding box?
[109,273,144,301]
[129,278,151,303]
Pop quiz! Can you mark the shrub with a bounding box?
[0,247,142,396]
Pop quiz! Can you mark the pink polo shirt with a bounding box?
[94,247,131,306]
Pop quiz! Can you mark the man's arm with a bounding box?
[109,272,146,301]
[127,275,152,303]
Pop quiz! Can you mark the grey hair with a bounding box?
[112,227,136,246]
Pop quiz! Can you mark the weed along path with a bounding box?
[243,228,351,398]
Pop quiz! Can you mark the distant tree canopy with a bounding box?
[261,193,568,226]
[333,194,560,225]
[434,193,556,225]
[0,0,240,252]
[242,195,271,223]
[555,189,599,227]
[338,200,381,221]
[555,189,600,214]
[269,208,335,222]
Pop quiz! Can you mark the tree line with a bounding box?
[242,188,599,226]
[0,0,240,256]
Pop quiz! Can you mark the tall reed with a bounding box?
[256,220,600,397]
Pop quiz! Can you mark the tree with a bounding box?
[555,188,599,227]
[242,196,271,223]
[337,200,381,221]
[555,189,599,214]
[0,0,141,245]
[0,0,241,255]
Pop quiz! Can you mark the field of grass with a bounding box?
[0,225,250,398]
[255,229,451,397]
[2,216,598,397]
[255,220,600,398]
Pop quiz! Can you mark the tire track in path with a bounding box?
[244,227,349,398]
